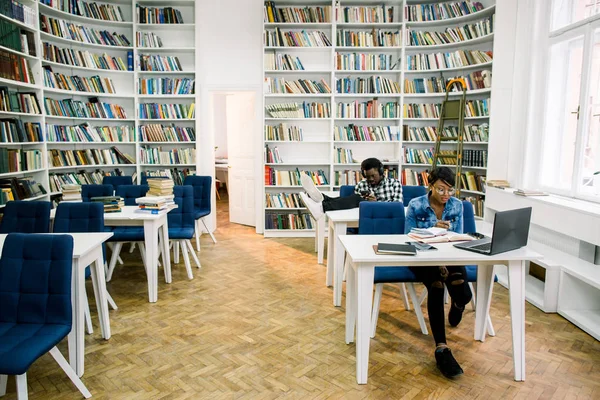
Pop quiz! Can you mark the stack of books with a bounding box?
[407,227,473,243]
[147,178,174,196]
[61,184,82,202]
[514,188,548,197]
[91,196,124,212]
[134,195,175,214]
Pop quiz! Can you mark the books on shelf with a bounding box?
[39,16,131,47]
[336,100,400,119]
[334,147,356,164]
[404,1,485,22]
[0,50,34,83]
[46,123,134,143]
[404,70,491,93]
[402,168,430,186]
[336,5,397,23]
[0,19,37,55]
[136,31,163,48]
[138,77,195,95]
[0,0,36,27]
[139,146,195,165]
[44,97,128,119]
[139,124,195,142]
[265,211,313,230]
[138,54,182,72]
[0,176,46,204]
[49,147,133,167]
[403,148,487,167]
[264,2,331,23]
[462,196,484,217]
[264,167,328,186]
[406,50,492,71]
[335,53,401,71]
[0,88,39,114]
[265,192,305,208]
[141,168,193,186]
[264,28,331,47]
[336,29,402,47]
[264,124,303,141]
[49,168,124,191]
[403,99,489,118]
[265,77,330,94]
[43,66,116,94]
[43,43,129,71]
[264,53,304,70]
[460,171,486,192]
[0,148,43,173]
[403,124,488,142]
[0,119,42,142]
[265,102,330,118]
[334,169,361,186]
[265,144,283,163]
[336,76,401,94]
[136,5,184,24]
[408,15,494,46]
[138,103,194,120]
[335,125,399,141]
[40,0,125,22]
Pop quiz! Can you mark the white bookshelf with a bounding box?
[262,0,494,236]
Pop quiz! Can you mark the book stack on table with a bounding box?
[61,184,82,202]
[134,195,175,214]
[147,178,174,197]
[91,196,124,212]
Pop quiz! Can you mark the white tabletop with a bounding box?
[50,205,176,221]
[0,232,113,259]
[326,207,359,222]
[339,234,543,265]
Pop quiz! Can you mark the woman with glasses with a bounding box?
[404,167,472,379]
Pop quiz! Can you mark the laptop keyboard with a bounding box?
[471,242,492,252]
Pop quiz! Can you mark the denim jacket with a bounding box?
[404,194,463,234]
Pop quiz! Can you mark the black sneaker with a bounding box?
[448,302,465,327]
[435,348,464,378]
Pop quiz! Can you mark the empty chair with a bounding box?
[102,176,133,192]
[0,233,91,399]
[0,201,51,233]
[117,184,149,206]
[167,185,200,279]
[402,185,427,206]
[339,184,355,198]
[81,184,113,202]
[183,175,216,250]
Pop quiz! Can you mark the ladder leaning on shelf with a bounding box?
[431,78,467,197]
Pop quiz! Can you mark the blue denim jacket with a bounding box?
[404,194,463,234]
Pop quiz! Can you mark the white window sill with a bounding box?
[491,188,600,217]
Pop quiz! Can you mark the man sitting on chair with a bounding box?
[300,157,403,220]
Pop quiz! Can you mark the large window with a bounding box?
[539,1,600,200]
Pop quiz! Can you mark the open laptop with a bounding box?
[454,207,532,255]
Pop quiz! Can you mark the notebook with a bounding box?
[408,232,474,244]
[373,243,417,256]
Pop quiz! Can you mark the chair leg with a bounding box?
[129,242,136,253]
[469,282,477,310]
[49,347,92,398]
[174,242,180,264]
[418,285,427,306]
[83,290,93,335]
[201,218,217,244]
[107,243,124,265]
[106,291,118,310]
[0,374,7,396]
[487,315,496,336]
[370,284,384,338]
[106,242,123,282]
[444,286,449,304]
[407,283,428,335]
[180,240,194,279]
[186,239,201,269]
[399,283,411,311]
[15,374,27,399]
[195,219,201,251]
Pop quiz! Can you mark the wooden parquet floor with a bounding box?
[5,193,600,399]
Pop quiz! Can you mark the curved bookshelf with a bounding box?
[38,3,134,27]
[0,12,37,32]
[404,61,493,74]
[48,164,134,171]
[40,32,133,51]
[0,77,41,90]
[403,88,491,98]
[405,5,496,27]
[0,44,38,61]
[42,60,132,74]
[404,33,494,51]
[44,87,134,98]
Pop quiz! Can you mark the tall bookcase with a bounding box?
[263,0,494,237]
[0,0,198,210]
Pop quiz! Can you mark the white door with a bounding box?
[225,92,257,226]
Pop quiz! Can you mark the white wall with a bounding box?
[213,94,228,159]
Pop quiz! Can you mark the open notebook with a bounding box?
[408,227,474,244]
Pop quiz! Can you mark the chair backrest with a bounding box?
[0,201,51,233]
[339,185,355,198]
[0,233,74,327]
[102,176,133,191]
[183,175,211,211]
[402,185,427,205]
[54,202,104,233]
[168,185,195,229]
[81,184,113,202]
[358,202,405,235]
[462,200,476,233]
[116,184,149,206]
[140,174,169,185]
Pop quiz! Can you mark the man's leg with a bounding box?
[322,194,364,211]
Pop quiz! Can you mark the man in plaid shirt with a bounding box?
[300,158,403,220]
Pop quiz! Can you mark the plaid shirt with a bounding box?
[355,178,403,203]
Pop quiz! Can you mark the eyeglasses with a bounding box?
[434,187,455,196]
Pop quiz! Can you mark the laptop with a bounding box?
[453,207,532,255]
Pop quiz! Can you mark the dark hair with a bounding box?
[361,157,383,173]
[428,167,455,187]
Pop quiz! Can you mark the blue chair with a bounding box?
[357,202,429,337]
[0,201,51,233]
[117,184,149,206]
[140,174,169,185]
[402,185,427,205]
[339,185,355,198]
[167,185,200,279]
[81,184,113,202]
[102,176,133,192]
[183,175,216,250]
[0,233,91,399]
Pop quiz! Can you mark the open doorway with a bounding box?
[209,90,260,228]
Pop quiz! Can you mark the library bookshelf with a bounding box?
[0,0,198,208]
[263,0,494,237]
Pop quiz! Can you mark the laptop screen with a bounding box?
[490,207,532,254]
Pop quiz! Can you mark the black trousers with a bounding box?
[409,266,473,345]
[322,194,364,212]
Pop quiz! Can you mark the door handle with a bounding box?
[571,105,580,119]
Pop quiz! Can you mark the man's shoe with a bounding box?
[299,192,324,220]
[448,302,465,327]
[301,173,324,202]
[435,347,463,378]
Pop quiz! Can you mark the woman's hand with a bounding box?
[435,220,450,229]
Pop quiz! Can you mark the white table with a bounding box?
[312,190,340,265]
[339,234,542,384]
[0,232,113,377]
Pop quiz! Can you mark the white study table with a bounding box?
[0,232,113,377]
[313,191,340,265]
[339,234,543,384]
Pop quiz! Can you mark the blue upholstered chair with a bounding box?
[81,184,113,202]
[117,184,149,206]
[183,175,216,250]
[357,202,429,337]
[0,233,91,399]
[140,174,169,185]
[402,185,427,206]
[339,184,355,198]
[102,175,133,192]
[0,201,51,234]
[167,185,200,279]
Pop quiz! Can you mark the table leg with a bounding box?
[67,258,85,377]
[90,253,111,340]
[144,220,159,303]
[333,221,347,307]
[161,219,172,284]
[325,219,334,287]
[317,217,325,265]
[345,256,356,344]
[474,263,494,342]
[314,217,318,253]
[355,263,375,385]
[508,259,526,381]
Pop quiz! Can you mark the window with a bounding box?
[538,1,600,200]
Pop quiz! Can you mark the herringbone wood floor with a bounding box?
[5,193,600,399]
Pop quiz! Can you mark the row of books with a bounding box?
[0,0,36,27]
[265,212,313,230]
[0,176,46,205]
[336,76,401,94]
[0,148,43,173]
[139,147,195,165]
[463,196,484,217]
[136,32,162,48]
[0,51,34,84]
[136,5,185,24]
[138,103,194,120]
[138,78,194,95]
[40,16,131,47]
[44,98,129,119]
[0,120,42,143]
[43,43,128,71]
[264,53,305,71]
[264,167,329,186]
[334,170,361,186]
[43,67,116,94]
[460,171,486,192]
[337,100,400,119]
[401,168,430,186]
[40,0,125,22]
[265,78,331,94]
[406,50,493,71]
[404,70,491,93]
[404,1,485,22]
[265,102,331,118]
[264,124,303,141]
[46,123,134,143]
[139,168,194,186]
[403,99,489,118]
[402,148,487,167]
[264,3,331,23]
[336,30,402,47]
[403,124,488,142]
[139,124,195,142]
[335,53,400,71]
[49,147,133,167]
[265,145,283,163]
[48,168,124,192]
[334,147,356,164]
[336,6,396,23]
[408,15,494,46]
[334,125,400,141]
[0,20,36,55]
[264,28,331,47]
[0,87,41,114]
[138,54,183,72]
[265,192,305,209]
